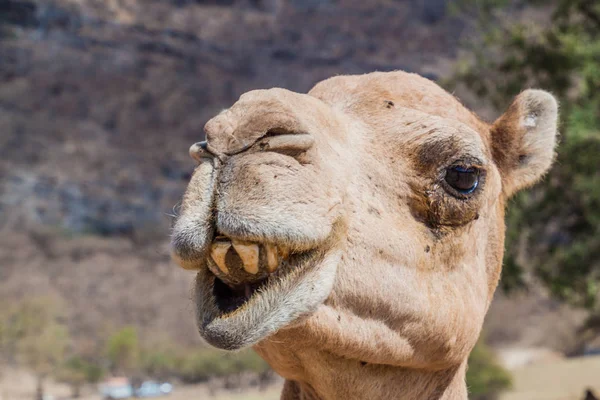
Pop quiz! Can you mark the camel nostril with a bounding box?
[189,141,213,162]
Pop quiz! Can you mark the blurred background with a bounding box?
[0,0,599,399]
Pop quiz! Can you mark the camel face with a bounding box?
[171,72,558,386]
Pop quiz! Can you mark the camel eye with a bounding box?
[445,166,480,194]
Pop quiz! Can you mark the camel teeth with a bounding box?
[265,244,279,272]
[232,241,259,274]
[210,241,231,274]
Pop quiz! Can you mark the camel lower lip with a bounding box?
[194,245,341,350]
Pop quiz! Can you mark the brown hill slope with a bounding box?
[1,0,582,352]
[0,0,463,346]
[6,1,582,356]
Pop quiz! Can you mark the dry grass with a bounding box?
[169,385,281,400]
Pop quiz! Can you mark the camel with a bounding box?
[171,71,559,399]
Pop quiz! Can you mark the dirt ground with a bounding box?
[3,356,600,400]
[499,355,600,400]
[0,368,282,400]
[163,385,281,400]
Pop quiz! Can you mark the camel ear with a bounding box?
[491,89,559,197]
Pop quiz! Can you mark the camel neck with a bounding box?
[275,358,468,400]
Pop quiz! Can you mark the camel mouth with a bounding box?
[209,248,314,316]
[203,232,298,315]
[194,225,343,351]
[205,236,316,315]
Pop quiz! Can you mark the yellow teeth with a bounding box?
[210,241,231,274]
[265,244,279,272]
[232,241,260,274]
[207,238,288,282]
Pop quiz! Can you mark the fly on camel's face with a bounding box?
[171,71,558,400]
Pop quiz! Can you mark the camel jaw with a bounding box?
[194,244,341,350]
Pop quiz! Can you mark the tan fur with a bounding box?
[171,71,559,399]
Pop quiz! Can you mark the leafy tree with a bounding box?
[56,357,104,398]
[0,305,8,364]
[178,347,271,386]
[5,297,70,400]
[232,349,270,374]
[140,343,180,380]
[179,348,234,383]
[450,0,600,338]
[106,326,140,377]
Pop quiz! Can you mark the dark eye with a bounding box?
[444,166,480,194]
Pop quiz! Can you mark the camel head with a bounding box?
[171,71,558,398]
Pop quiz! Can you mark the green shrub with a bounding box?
[2,296,69,400]
[449,0,600,316]
[56,357,104,398]
[467,340,512,400]
[178,348,270,383]
[179,348,230,383]
[106,327,140,376]
[230,350,270,375]
[140,347,180,379]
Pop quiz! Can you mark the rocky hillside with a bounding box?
[0,0,585,356]
[0,0,461,237]
[6,0,581,355]
[0,0,466,346]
